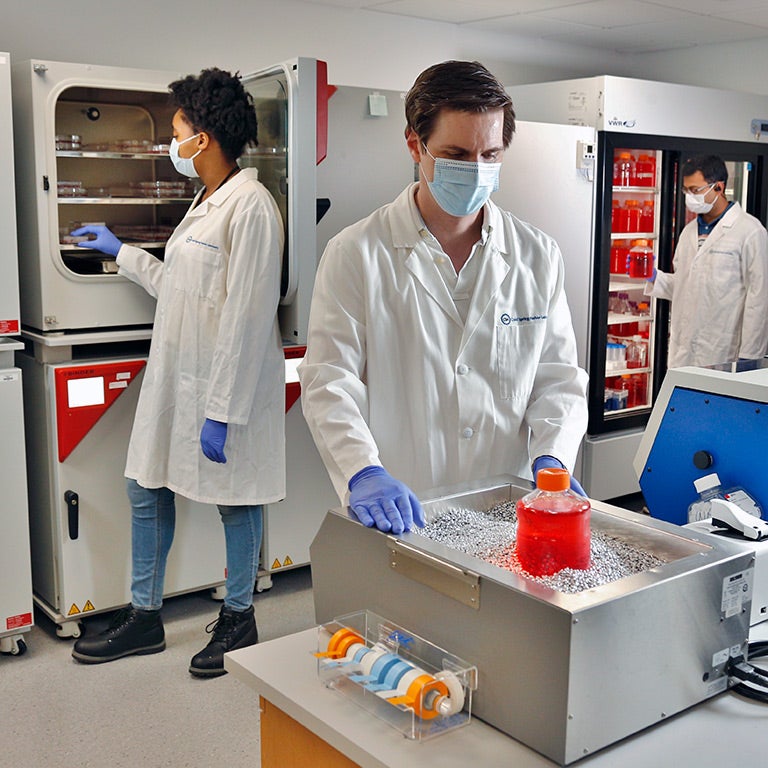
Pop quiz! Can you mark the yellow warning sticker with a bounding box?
[282,556,293,567]
[271,558,282,570]
[68,603,81,616]
[83,600,95,612]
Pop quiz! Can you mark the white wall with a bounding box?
[2,0,627,90]
[622,38,768,97]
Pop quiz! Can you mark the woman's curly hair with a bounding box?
[168,68,258,161]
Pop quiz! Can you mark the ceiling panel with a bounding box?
[298,0,768,51]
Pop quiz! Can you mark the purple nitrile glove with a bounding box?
[348,465,425,534]
[201,418,228,463]
[71,225,123,257]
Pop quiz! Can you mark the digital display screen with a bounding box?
[67,376,105,408]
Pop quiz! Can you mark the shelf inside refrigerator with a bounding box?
[607,312,652,326]
[605,366,651,376]
[609,277,651,291]
[612,185,659,194]
[610,232,655,240]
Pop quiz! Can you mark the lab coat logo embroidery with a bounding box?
[499,313,548,325]
[185,235,220,251]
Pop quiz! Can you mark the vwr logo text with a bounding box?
[607,117,637,128]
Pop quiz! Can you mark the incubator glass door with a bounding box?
[240,73,289,296]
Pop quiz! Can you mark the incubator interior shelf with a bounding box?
[53,94,189,278]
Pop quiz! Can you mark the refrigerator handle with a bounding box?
[64,490,79,539]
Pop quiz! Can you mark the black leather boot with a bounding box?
[72,606,165,664]
[189,604,258,678]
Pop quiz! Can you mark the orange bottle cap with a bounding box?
[536,467,569,491]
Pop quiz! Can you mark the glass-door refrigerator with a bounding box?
[504,75,768,499]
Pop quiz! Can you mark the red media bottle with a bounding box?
[635,154,656,187]
[516,468,591,577]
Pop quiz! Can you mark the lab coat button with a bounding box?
[462,427,474,439]
[457,364,469,375]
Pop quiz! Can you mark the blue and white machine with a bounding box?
[635,361,768,525]
[635,361,768,626]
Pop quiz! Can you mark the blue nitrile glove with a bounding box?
[201,418,228,463]
[348,465,425,534]
[71,225,123,257]
[533,455,586,497]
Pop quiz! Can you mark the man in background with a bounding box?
[646,154,768,368]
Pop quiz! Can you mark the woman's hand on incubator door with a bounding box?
[201,418,228,463]
[71,225,123,257]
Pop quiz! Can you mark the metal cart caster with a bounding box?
[210,585,227,601]
[256,572,273,593]
[0,636,28,656]
[55,621,82,639]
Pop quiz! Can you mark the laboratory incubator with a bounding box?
[0,51,33,658]
[12,56,335,634]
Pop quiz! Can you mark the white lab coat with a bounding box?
[298,184,588,502]
[116,168,285,505]
[646,202,768,369]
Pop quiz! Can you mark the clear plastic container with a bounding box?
[626,336,648,368]
[639,200,655,232]
[610,241,630,274]
[606,342,626,370]
[635,154,656,187]
[631,372,648,405]
[315,610,476,741]
[624,199,641,232]
[619,374,636,407]
[628,239,654,279]
[614,151,636,186]
[687,473,763,523]
[516,468,591,576]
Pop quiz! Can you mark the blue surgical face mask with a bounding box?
[169,133,202,178]
[422,143,501,217]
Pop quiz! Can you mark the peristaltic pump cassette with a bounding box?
[314,610,476,740]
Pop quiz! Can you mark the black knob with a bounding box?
[693,451,713,470]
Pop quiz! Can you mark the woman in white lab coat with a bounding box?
[299,60,588,536]
[70,68,285,677]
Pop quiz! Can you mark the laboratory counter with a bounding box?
[225,624,768,768]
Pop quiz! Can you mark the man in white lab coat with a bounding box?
[645,154,768,369]
[298,60,588,535]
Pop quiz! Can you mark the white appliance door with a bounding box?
[48,358,225,622]
[0,362,33,638]
[0,53,20,334]
[12,59,182,332]
[241,58,324,345]
[492,120,596,369]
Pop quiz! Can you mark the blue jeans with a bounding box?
[128,478,262,612]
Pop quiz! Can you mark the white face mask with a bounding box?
[421,143,501,217]
[684,182,716,215]
[169,133,202,178]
